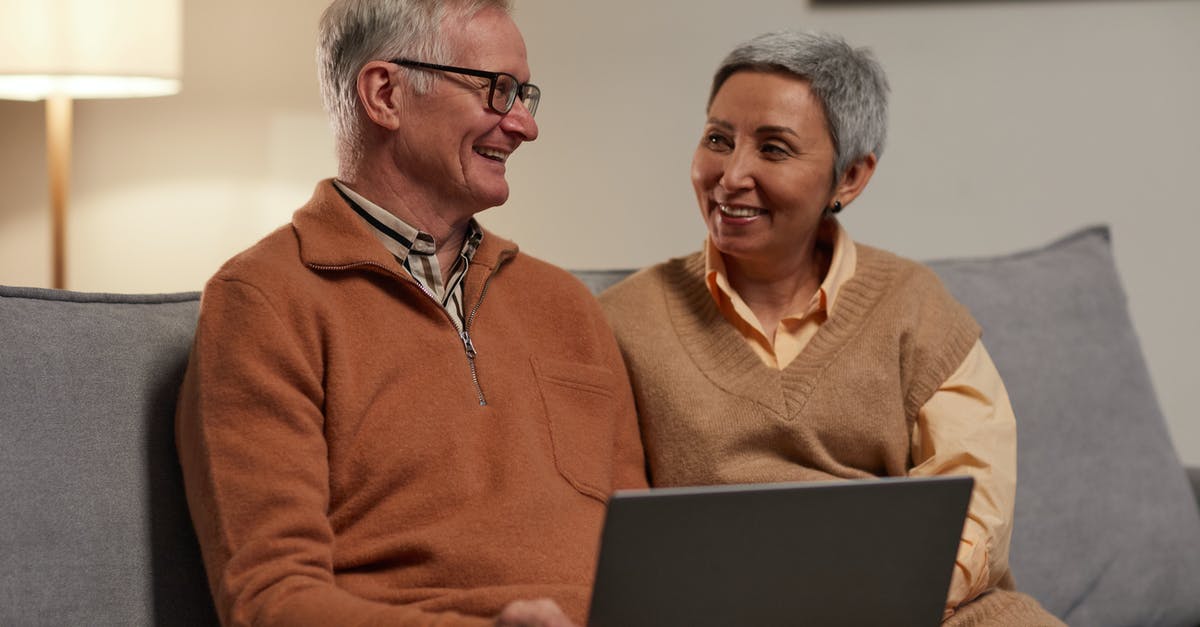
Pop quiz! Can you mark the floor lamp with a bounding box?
[0,0,182,289]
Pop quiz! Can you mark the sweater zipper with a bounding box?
[460,272,498,406]
[307,260,491,406]
[410,277,489,407]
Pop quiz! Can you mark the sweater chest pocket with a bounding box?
[531,356,619,503]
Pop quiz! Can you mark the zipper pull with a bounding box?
[460,330,478,359]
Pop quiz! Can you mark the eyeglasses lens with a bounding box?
[491,74,538,117]
[492,74,517,113]
[521,85,539,117]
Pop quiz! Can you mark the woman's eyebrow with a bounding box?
[755,124,799,138]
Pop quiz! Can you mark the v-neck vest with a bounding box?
[600,244,980,487]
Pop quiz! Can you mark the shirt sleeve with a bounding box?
[909,339,1017,614]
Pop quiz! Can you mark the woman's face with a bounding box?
[691,70,838,268]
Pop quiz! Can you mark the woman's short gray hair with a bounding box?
[710,31,889,181]
[317,0,511,167]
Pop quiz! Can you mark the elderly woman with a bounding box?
[600,31,1062,625]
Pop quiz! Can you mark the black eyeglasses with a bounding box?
[392,58,540,117]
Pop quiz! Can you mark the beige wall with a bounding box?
[1,0,1197,463]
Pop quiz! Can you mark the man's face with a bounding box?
[394,6,538,220]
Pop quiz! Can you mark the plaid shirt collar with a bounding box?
[333,180,483,305]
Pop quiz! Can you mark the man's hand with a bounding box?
[495,598,580,627]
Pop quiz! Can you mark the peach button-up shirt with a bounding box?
[704,222,1016,615]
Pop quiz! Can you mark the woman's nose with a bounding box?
[718,148,754,192]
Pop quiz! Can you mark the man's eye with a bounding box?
[495,76,516,92]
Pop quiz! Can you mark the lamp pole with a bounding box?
[46,94,72,289]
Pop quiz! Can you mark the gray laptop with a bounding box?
[587,475,973,627]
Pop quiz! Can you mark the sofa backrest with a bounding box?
[0,287,215,626]
[921,226,1200,626]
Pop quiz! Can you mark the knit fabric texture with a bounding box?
[601,245,978,486]
[176,180,647,627]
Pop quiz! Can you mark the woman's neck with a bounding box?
[722,222,835,341]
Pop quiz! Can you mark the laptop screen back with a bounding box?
[587,476,973,627]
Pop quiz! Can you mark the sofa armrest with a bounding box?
[1189,466,1200,514]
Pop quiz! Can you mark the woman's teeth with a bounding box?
[718,204,761,218]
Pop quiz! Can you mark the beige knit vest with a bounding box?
[600,244,981,487]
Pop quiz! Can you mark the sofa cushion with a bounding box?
[0,286,216,626]
[928,226,1200,627]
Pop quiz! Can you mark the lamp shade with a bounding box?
[0,0,182,101]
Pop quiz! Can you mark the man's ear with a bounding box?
[832,153,878,208]
[357,60,404,131]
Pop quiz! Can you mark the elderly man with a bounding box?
[174,1,646,625]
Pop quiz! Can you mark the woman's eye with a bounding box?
[761,143,788,156]
[705,133,731,149]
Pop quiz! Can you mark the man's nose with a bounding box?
[501,99,538,141]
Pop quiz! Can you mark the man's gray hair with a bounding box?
[709,31,889,181]
[317,0,511,168]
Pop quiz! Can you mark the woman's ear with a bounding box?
[356,61,404,131]
[832,153,878,208]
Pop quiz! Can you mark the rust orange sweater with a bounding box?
[175,180,647,627]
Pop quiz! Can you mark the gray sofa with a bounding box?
[3,225,1199,626]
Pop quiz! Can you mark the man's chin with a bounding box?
[473,185,510,211]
